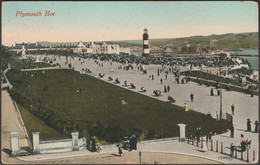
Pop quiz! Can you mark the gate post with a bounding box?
[177,123,186,141]
[71,132,79,151]
[10,132,19,157]
[202,137,208,151]
[32,130,40,154]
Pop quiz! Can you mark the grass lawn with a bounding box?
[9,58,54,70]
[7,69,231,142]
[17,104,69,141]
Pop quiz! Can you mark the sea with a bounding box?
[229,50,259,70]
[130,50,259,70]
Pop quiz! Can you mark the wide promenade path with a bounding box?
[6,54,258,163]
[16,140,247,164]
[1,90,27,164]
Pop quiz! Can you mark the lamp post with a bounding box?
[200,68,202,85]
[219,57,223,120]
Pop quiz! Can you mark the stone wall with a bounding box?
[32,131,86,154]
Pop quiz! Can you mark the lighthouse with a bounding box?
[142,28,150,57]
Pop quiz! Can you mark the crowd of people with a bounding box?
[24,53,258,158]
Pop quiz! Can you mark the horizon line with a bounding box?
[3,31,258,46]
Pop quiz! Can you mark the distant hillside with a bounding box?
[107,32,258,51]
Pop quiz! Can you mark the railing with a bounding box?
[186,137,255,163]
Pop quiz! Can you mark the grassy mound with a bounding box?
[7,69,231,142]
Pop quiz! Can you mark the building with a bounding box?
[8,42,77,52]
[73,41,121,55]
[142,28,150,57]
[163,47,174,56]
[8,41,129,55]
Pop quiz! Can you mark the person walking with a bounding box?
[217,89,220,96]
[247,119,251,131]
[96,142,102,153]
[209,131,212,142]
[167,85,170,92]
[184,103,189,112]
[231,104,235,115]
[190,93,194,102]
[210,88,214,96]
[240,134,246,152]
[251,90,254,97]
[130,134,137,150]
[195,128,200,143]
[165,74,167,80]
[196,127,201,143]
[255,121,259,133]
[160,78,163,84]
[164,85,167,93]
[206,133,209,143]
[118,144,123,156]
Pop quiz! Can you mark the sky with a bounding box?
[2,1,258,46]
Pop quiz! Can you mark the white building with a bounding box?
[73,41,123,55]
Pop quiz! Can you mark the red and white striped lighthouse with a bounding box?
[142,28,150,57]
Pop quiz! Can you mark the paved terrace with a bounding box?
[2,54,258,163]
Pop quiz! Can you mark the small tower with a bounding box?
[142,28,150,57]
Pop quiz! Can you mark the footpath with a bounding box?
[16,139,250,164]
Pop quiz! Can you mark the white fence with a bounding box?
[32,131,86,154]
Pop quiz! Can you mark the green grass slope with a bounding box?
[18,104,69,140]
[7,69,231,141]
